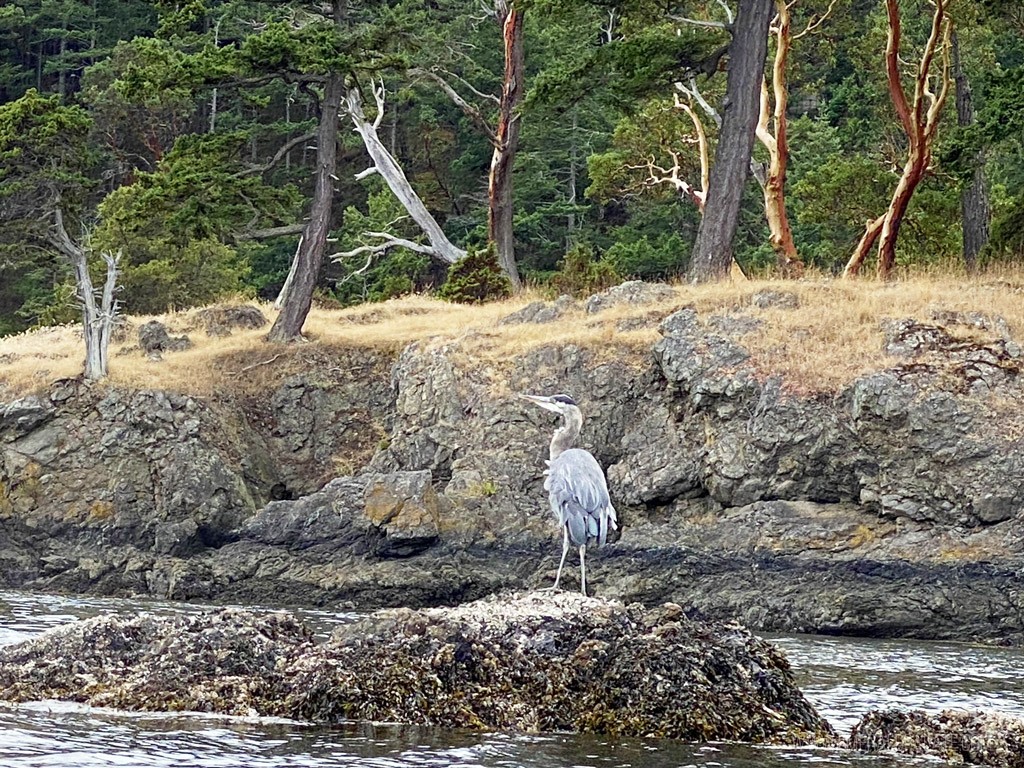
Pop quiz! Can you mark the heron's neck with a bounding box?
[549,410,582,461]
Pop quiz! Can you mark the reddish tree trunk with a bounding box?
[843,0,952,279]
[488,3,524,291]
[756,0,803,276]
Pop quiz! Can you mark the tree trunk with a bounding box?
[58,33,67,101]
[346,87,464,264]
[267,72,344,342]
[755,0,803,276]
[843,214,885,277]
[689,0,773,283]
[876,156,925,275]
[952,31,989,271]
[843,0,952,279]
[874,0,951,278]
[488,3,524,290]
[53,209,118,380]
[567,106,578,244]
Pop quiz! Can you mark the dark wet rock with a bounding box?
[499,295,576,325]
[751,289,799,309]
[0,608,311,714]
[138,321,193,354]
[584,280,676,314]
[192,305,268,336]
[849,708,1024,767]
[0,592,836,744]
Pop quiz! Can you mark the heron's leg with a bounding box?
[552,527,570,590]
[579,544,587,597]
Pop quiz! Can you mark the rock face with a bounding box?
[850,709,1024,767]
[0,591,835,743]
[3,294,1024,641]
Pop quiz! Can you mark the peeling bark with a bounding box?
[488,3,525,291]
[843,0,952,279]
[754,0,803,277]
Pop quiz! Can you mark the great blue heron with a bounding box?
[520,393,618,596]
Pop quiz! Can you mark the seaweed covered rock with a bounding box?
[0,592,835,744]
[0,608,312,714]
[850,708,1024,767]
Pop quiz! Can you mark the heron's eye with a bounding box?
[551,394,577,406]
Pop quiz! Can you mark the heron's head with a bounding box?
[519,393,580,420]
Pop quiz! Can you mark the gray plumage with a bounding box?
[520,393,618,595]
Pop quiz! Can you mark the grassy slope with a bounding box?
[1,272,1022,401]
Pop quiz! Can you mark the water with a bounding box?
[2,592,1023,768]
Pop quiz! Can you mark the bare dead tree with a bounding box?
[51,208,119,381]
[843,0,953,279]
[339,82,465,265]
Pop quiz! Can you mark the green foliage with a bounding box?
[551,242,620,297]
[119,239,248,313]
[91,130,297,313]
[437,245,512,304]
[605,235,687,280]
[0,89,97,332]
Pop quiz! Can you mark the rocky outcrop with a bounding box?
[191,305,268,336]
[138,321,193,355]
[499,295,576,325]
[584,280,677,314]
[3,289,1024,641]
[0,591,835,743]
[850,709,1024,767]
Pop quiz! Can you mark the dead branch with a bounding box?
[228,353,283,377]
[236,131,316,177]
[410,67,497,143]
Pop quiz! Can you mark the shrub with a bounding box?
[438,245,512,304]
[551,243,620,297]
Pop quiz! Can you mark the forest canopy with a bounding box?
[0,0,1022,336]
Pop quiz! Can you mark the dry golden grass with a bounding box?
[2,267,1023,401]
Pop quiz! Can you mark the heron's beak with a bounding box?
[519,393,562,413]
